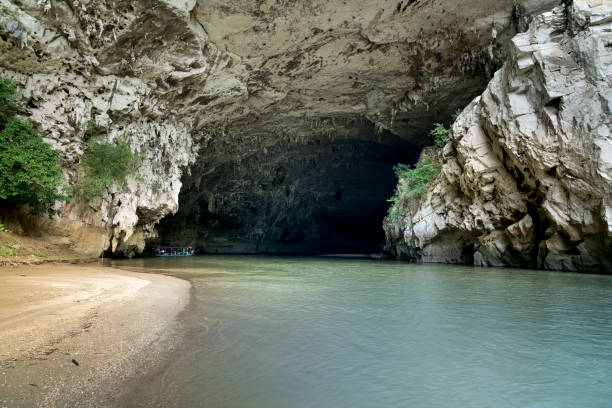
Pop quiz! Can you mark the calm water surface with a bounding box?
[112,256,612,408]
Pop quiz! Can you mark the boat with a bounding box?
[155,246,194,257]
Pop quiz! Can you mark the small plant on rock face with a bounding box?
[386,109,463,215]
[431,123,450,148]
[78,125,140,204]
[387,157,440,207]
[83,120,106,143]
[430,110,461,148]
[151,180,162,193]
[0,77,18,126]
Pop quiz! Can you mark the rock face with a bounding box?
[385,1,612,272]
[1,0,558,256]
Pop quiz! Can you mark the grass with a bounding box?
[0,245,17,256]
[36,252,49,258]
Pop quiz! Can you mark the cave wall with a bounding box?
[0,0,557,256]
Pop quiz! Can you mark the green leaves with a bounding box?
[0,77,141,215]
[431,123,450,148]
[0,117,70,216]
[79,133,139,204]
[387,157,440,206]
[386,109,463,221]
[430,110,461,148]
[0,78,18,127]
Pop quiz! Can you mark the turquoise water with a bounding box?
[113,256,612,408]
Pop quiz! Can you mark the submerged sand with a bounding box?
[0,263,190,407]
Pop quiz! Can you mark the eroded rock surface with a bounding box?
[385,0,612,272]
[1,0,556,256]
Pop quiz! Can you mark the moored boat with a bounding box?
[155,246,194,257]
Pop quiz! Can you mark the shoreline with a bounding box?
[0,262,191,407]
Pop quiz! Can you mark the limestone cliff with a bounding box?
[1,0,558,256]
[385,1,612,272]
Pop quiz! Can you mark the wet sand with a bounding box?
[0,263,190,407]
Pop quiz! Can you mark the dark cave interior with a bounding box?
[151,121,420,255]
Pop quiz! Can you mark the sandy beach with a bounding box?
[0,263,190,407]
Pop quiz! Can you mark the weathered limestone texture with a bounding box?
[0,0,202,256]
[1,0,556,256]
[385,1,612,272]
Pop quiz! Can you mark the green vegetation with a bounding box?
[0,78,70,216]
[1,78,139,208]
[0,246,17,257]
[0,222,8,232]
[386,110,462,214]
[151,180,162,193]
[79,126,139,204]
[431,123,450,148]
[387,157,441,207]
[430,110,461,148]
[0,78,18,125]
[36,252,49,258]
[83,120,106,143]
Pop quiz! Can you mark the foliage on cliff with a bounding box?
[0,78,70,216]
[0,78,18,126]
[431,110,461,148]
[387,156,440,208]
[386,111,462,220]
[79,123,140,204]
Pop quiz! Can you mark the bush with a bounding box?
[0,116,70,215]
[79,137,139,203]
[387,157,440,207]
[0,77,70,216]
[430,110,462,148]
[431,123,450,148]
[0,78,18,126]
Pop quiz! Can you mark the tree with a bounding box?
[0,117,70,215]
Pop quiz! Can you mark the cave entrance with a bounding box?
[151,120,420,255]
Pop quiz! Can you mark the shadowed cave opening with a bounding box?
[151,123,420,255]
